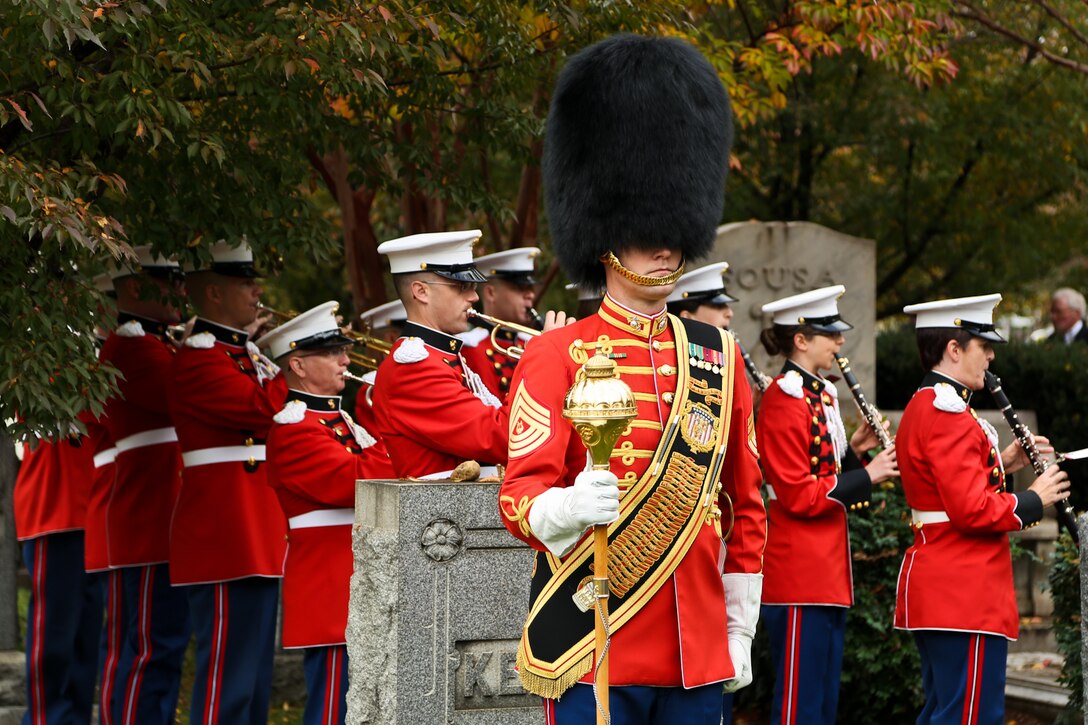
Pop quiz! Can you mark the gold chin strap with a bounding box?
[605,251,685,287]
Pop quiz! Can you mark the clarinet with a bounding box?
[736,338,772,393]
[527,307,544,331]
[835,355,894,449]
[985,371,1079,546]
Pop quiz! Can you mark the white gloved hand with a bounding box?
[722,572,763,693]
[527,470,620,557]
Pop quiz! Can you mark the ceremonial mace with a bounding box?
[562,352,637,725]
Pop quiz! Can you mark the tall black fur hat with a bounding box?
[543,34,733,289]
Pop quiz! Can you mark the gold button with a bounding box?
[345,446,352,452]
[813,436,821,444]
[328,400,335,409]
[494,362,502,370]
[812,416,819,424]
[247,457,256,466]
[657,364,675,376]
[652,340,663,351]
[662,392,674,404]
[811,456,819,465]
[245,437,254,447]
[992,467,999,476]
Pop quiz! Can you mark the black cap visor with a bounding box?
[799,314,853,334]
[957,320,1006,343]
[683,288,737,305]
[292,329,353,352]
[211,261,263,279]
[427,263,488,284]
[490,271,538,286]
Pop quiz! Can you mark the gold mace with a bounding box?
[562,352,637,725]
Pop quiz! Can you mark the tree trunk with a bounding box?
[0,430,20,650]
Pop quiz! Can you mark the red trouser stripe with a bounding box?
[325,648,339,725]
[202,583,228,725]
[962,634,984,725]
[27,538,46,725]
[122,567,156,724]
[100,571,123,725]
[781,606,802,725]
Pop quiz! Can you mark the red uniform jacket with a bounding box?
[458,322,521,400]
[373,321,508,478]
[894,371,1042,640]
[14,431,94,541]
[99,314,182,567]
[352,380,381,441]
[169,318,289,584]
[757,361,872,607]
[499,295,765,688]
[82,401,116,573]
[267,390,395,648]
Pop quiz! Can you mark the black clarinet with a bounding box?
[835,355,894,449]
[736,338,771,393]
[985,371,1079,546]
[527,307,544,331]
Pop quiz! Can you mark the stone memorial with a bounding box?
[711,220,877,395]
[346,479,541,725]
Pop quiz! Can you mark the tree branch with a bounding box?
[955,3,1088,74]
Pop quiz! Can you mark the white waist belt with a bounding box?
[911,509,950,525]
[764,484,778,501]
[93,447,118,468]
[288,509,354,529]
[115,427,177,452]
[418,465,499,481]
[182,445,267,468]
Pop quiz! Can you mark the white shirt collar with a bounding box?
[1065,319,1084,344]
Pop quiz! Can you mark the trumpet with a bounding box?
[257,302,298,323]
[467,309,541,360]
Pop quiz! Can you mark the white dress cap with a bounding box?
[761,284,852,333]
[359,299,407,330]
[903,293,1004,342]
[666,262,737,305]
[255,300,352,360]
[112,245,182,279]
[474,247,541,283]
[378,229,487,282]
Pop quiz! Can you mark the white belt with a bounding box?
[182,445,267,468]
[764,484,778,501]
[115,427,177,452]
[93,447,118,468]
[418,465,500,481]
[288,509,354,529]
[911,509,950,526]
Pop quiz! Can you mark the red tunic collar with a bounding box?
[597,294,670,340]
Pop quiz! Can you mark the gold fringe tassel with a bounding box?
[516,647,593,699]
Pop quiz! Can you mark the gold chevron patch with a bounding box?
[508,385,553,459]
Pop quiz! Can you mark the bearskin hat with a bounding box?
[543,34,733,289]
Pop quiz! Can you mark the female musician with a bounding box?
[756,285,898,725]
[894,294,1069,724]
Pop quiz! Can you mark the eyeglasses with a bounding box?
[423,280,478,294]
[297,345,352,359]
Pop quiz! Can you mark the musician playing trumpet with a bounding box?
[894,294,1070,725]
[756,285,898,725]
[258,301,394,725]
[459,246,544,400]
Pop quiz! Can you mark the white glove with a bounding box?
[527,470,620,557]
[722,572,763,693]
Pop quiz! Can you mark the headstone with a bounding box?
[346,479,541,725]
[711,220,877,396]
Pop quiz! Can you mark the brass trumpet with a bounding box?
[467,309,541,360]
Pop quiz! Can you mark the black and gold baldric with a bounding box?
[516,317,735,698]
